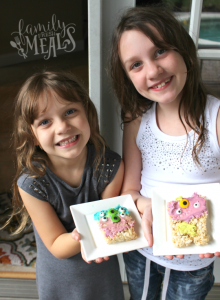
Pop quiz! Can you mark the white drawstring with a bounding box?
[162,267,171,300]
[141,258,151,300]
[141,258,171,300]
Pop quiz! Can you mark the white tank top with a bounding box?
[136,95,220,270]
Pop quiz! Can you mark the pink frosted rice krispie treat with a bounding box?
[94,205,138,244]
[167,193,209,247]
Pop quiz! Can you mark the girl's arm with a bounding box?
[19,187,81,259]
[121,117,153,246]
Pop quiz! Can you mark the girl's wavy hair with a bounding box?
[110,5,212,166]
[8,70,106,233]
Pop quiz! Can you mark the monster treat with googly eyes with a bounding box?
[94,205,139,244]
[167,193,210,248]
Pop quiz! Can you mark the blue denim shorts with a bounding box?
[123,250,215,300]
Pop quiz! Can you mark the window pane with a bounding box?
[200,2,220,97]
[199,1,220,50]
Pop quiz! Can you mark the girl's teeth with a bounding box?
[153,78,171,89]
[59,136,77,146]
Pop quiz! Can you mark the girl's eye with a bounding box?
[66,109,75,116]
[131,62,142,70]
[40,119,50,126]
[156,49,166,57]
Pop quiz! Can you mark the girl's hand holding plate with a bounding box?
[72,228,109,263]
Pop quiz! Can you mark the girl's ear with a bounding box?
[33,136,39,146]
[32,133,43,150]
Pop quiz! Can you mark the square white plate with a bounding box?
[152,183,220,256]
[70,194,148,261]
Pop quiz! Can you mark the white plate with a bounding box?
[152,183,220,256]
[70,194,148,261]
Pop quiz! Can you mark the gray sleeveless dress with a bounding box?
[17,144,124,300]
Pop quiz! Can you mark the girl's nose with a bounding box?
[56,119,71,134]
[146,61,163,79]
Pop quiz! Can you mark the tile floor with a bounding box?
[0,279,219,299]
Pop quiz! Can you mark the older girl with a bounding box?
[110,5,220,300]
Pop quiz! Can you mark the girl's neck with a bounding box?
[48,146,88,188]
[156,102,192,136]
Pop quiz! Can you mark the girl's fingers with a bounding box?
[176,255,184,259]
[141,206,153,247]
[71,228,81,241]
[71,228,110,263]
[95,257,104,263]
[95,256,110,263]
[165,255,174,260]
[165,255,184,260]
[199,253,214,259]
[103,256,110,261]
[204,253,214,258]
[71,229,93,263]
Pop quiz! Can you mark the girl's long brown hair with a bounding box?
[110,5,214,166]
[8,70,106,233]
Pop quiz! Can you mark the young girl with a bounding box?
[9,70,125,300]
[110,5,220,300]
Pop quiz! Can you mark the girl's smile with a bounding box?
[119,29,187,107]
[149,76,173,91]
[31,91,90,165]
[56,134,78,148]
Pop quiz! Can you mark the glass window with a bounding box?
[200,1,220,98]
[199,0,220,49]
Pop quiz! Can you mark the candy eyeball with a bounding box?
[101,217,108,222]
[176,208,182,214]
[120,213,126,217]
[111,215,120,223]
[194,202,199,208]
[179,199,189,208]
[108,208,117,216]
[119,207,125,213]
[99,212,105,217]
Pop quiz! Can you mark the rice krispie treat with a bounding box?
[94,205,138,244]
[167,193,209,247]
